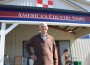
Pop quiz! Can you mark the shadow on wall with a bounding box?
[84,54,90,65]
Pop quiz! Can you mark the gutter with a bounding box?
[66,0,88,12]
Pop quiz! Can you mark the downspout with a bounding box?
[66,0,88,12]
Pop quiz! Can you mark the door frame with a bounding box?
[55,40,72,65]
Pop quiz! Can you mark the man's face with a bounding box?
[39,23,48,34]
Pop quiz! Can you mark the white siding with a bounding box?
[3,0,36,6]
[54,0,82,11]
[3,0,79,11]
[67,0,90,12]
[71,39,90,65]
[48,27,75,40]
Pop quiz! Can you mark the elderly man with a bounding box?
[25,22,58,65]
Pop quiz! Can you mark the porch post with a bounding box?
[0,23,6,65]
[0,22,19,65]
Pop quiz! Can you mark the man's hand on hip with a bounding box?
[30,55,37,61]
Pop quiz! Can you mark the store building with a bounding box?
[0,0,90,65]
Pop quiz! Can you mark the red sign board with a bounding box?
[0,5,90,24]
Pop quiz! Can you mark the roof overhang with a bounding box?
[0,5,90,26]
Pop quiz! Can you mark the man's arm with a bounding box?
[25,37,37,60]
[53,42,58,65]
[25,38,34,57]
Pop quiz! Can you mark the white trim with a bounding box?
[0,30,1,35]
[0,23,6,65]
[0,22,19,65]
[0,0,13,4]
[5,23,19,35]
[0,20,90,27]
[89,34,90,37]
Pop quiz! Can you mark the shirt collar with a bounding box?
[40,33,48,37]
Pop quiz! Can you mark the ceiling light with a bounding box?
[68,29,73,32]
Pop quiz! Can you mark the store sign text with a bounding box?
[18,13,85,21]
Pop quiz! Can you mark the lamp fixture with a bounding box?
[68,29,73,32]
